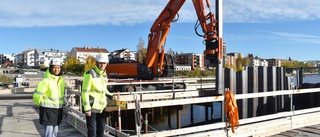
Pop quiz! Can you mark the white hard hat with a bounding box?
[50,58,62,66]
[96,54,109,63]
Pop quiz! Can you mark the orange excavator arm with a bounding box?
[145,0,222,77]
[145,0,186,77]
[106,0,223,81]
[192,0,222,64]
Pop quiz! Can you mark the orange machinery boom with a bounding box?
[107,0,222,80]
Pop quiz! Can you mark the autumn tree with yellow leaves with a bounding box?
[62,56,98,76]
[84,56,96,72]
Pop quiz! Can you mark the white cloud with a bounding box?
[272,32,320,44]
[0,0,320,27]
[224,0,320,22]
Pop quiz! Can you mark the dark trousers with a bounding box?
[85,111,107,137]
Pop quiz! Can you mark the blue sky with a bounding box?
[0,0,320,61]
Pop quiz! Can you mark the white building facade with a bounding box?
[109,48,136,61]
[15,50,35,68]
[34,49,68,67]
[70,46,109,64]
[174,65,192,71]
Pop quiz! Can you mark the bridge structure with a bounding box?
[61,66,320,137]
[2,66,320,136]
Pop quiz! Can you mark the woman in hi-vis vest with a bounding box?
[33,58,65,137]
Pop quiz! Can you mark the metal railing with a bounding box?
[64,82,320,137]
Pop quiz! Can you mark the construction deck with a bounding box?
[0,91,320,137]
[0,95,84,137]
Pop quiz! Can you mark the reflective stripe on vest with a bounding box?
[34,90,44,95]
[40,96,64,108]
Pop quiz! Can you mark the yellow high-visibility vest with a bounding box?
[82,66,113,113]
[33,69,65,108]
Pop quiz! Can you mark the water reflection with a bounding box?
[290,74,320,88]
[148,102,222,131]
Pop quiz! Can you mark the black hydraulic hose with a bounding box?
[194,20,204,37]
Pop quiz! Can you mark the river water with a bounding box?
[148,102,222,131]
[300,74,320,83]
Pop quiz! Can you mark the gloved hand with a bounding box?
[114,100,127,108]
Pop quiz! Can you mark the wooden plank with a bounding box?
[292,107,320,115]
[122,88,320,102]
[67,87,320,103]
[270,135,291,137]
[107,79,197,85]
[178,117,291,137]
[297,127,320,135]
[123,90,201,101]
[239,111,293,125]
[291,112,320,129]
[131,123,226,137]
[234,118,291,137]
[66,112,87,136]
[126,96,224,109]
[179,130,227,137]
[65,107,129,137]
[105,126,130,137]
[307,124,320,129]
[276,132,298,137]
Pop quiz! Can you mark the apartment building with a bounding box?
[175,53,205,70]
[260,59,268,67]
[225,52,241,68]
[15,49,68,68]
[109,48,136,61]
[248,58,269,67]
[70,46,109,64]
[266,58,282,67]
[15,50,35,68]
[34,49,68,67]
[0,54,15,67]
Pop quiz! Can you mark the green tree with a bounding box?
[194,67,201,77]
[174,69,215,78]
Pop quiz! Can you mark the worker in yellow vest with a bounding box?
[82,53,114,137]
[33,58,65,137]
